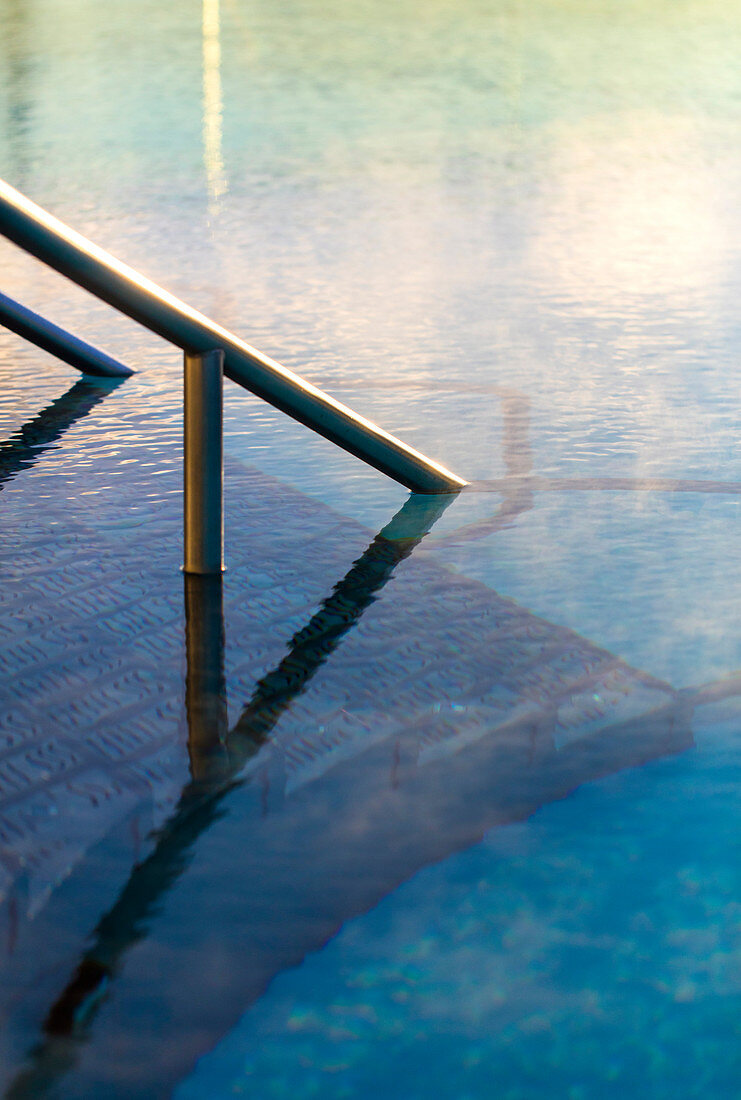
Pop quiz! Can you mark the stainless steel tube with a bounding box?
[184,349,224,575]
[0,179,466,493]
[0,290,133,377]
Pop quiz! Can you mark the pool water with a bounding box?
[178,720,741,1100]
[0,0,740,1096]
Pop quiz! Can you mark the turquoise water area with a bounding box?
[179,717,741,1100]
[0,0,740,1095]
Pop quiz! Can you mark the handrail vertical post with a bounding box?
[184,349,224,574]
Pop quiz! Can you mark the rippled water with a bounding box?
[1,0,740,1096]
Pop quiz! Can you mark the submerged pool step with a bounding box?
[0,457,693,1093]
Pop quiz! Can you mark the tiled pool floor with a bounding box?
[0,380,709,1095]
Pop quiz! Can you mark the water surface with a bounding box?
[0,0,740,1096]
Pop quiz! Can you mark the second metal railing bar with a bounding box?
[0,290,133,378]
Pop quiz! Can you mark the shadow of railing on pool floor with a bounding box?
[5,491,456,1098]
[0,376,124,490]
[7,385,741,1098]
[7,507,701,1097]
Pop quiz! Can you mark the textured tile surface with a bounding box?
[0,443,692,1094]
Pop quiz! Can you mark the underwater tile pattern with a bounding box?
[0,453,678,930]
[0,460,330,930]
[0,430,695,1094]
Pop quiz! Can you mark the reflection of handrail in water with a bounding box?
[432,473,741,549]
[186,493,454,780]
[0,377,125,490]
[6,493,452,1096]
[468,475,741,495]
[7,385,741,1094]
[184,573,229,781]
[424,390,534,545]
[15,629,696,1095]
[228,493,453,755]
[429,392,741,545]
[10,475,741,1094]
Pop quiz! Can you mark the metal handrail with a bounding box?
[0,179,466,496]
[0,290,133,378]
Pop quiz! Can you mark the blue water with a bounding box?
[179,717,741,1100]
[1,0,740,1096]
